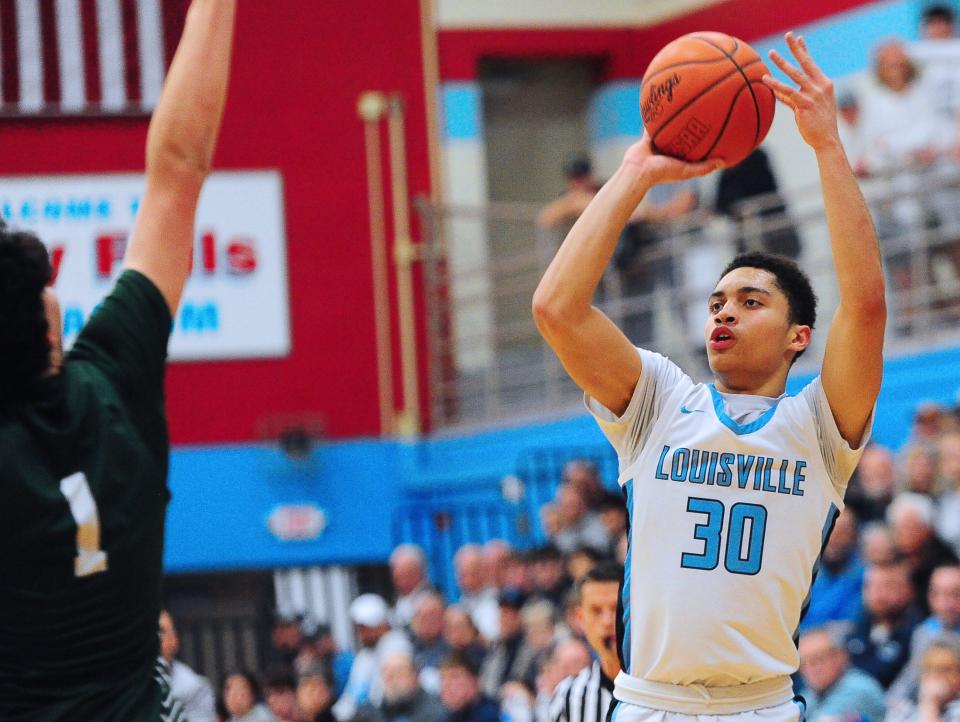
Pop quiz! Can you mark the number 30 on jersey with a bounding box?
[681,497,767,575]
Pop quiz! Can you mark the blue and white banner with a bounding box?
[0,170,291,361]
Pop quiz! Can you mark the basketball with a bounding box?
[640,31,776,166]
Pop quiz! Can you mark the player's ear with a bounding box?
[788,324,812,354]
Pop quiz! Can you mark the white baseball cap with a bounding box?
[349,594,389,627]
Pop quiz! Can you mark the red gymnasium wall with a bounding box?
[0,1,433,443]
[437,0,875,80]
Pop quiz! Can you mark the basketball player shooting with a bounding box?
[533,32,884,722]
[0,1,234,720]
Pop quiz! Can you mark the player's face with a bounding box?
[576,580,620,664]
[705,267,810,391]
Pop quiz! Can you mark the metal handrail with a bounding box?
[419,163,960,430]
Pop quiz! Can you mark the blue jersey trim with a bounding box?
[708,384,783,435]
[795,503,841,637]
[620,480,634,675]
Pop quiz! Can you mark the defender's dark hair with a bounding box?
[0,225,52,401]
[719,252,818,360]
[923,3,955,24]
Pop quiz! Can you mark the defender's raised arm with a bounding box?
[532,138,719,416]
[123,0,236,314]
[764,32,886,446]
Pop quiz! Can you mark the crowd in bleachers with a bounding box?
[158,392,960,722]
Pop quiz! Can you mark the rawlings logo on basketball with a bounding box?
[641,73,681,124]
[665,118,711,157]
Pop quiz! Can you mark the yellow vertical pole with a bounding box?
[358,91,395,436]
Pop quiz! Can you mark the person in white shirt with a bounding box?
[159,610,216,722]
[533,32,884,722]
[332,594,412,722]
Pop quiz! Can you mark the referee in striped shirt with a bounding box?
[549,562,622,722]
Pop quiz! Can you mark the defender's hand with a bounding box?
[623,132,722,187]
[763,32,841,151]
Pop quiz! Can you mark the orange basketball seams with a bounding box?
[640,31,775,166]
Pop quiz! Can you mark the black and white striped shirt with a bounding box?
[549,660,615,722]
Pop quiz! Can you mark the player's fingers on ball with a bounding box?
[768,49,806,86]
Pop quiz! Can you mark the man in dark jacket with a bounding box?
[440,654,499,722]
[846,563,924,687]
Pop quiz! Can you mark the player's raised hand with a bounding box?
[623,132,723,186]
[763,32,840,151]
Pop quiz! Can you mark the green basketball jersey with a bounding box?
[0,270,181,721]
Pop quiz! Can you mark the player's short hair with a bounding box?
[576,561,624,600]
[923,3,955,24]
[719,252,818,360]
[0,224,53,402]
[263,665,297,691]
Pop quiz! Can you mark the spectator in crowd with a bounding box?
[912,403,951,449]
[798,625,886,722]
[333,594,412,721]
[903,445,940,497]
[912,4,960,129]
[888,493,959,612]
[614,177,699,344]
[847,564,923,687]
[938,433,960,556]
[801,509,865,630]
[262,667,299,722]
[455,544,500,642]
[499,680,536,722]
[479,591,538,699]
[537,156,601,230]
[561,460,606,511]
[837,89,867,177]
[482,540,513,593]
[270,613,305,669]
[390,544,432,630]
[298,662,336,722]
[565,547,603,584]
[551,484,611,555]
[534,639,592,722]
[159,609,217,722]
[713,147,801,258]
[412,592,451,693]
[886,637,960,722]
[847,445,897,524]
[890,565,960,703]
[859,39,949,175]
[223,671,275,722]
[548,563,622,722]
[295,624,353,698]
[862,521,900,567]
[521,600,561,688]
[530,545,571,608]
[597,493,627,557]
[503,549,535,595]
[439,653,500,722]
[357,651,446,722]
[443,605,488,671]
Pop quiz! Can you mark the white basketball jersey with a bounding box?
[586,349,870,701]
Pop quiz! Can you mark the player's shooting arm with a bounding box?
[123,0,236,314]
[765,33,886,447]
[532,138,718,416]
